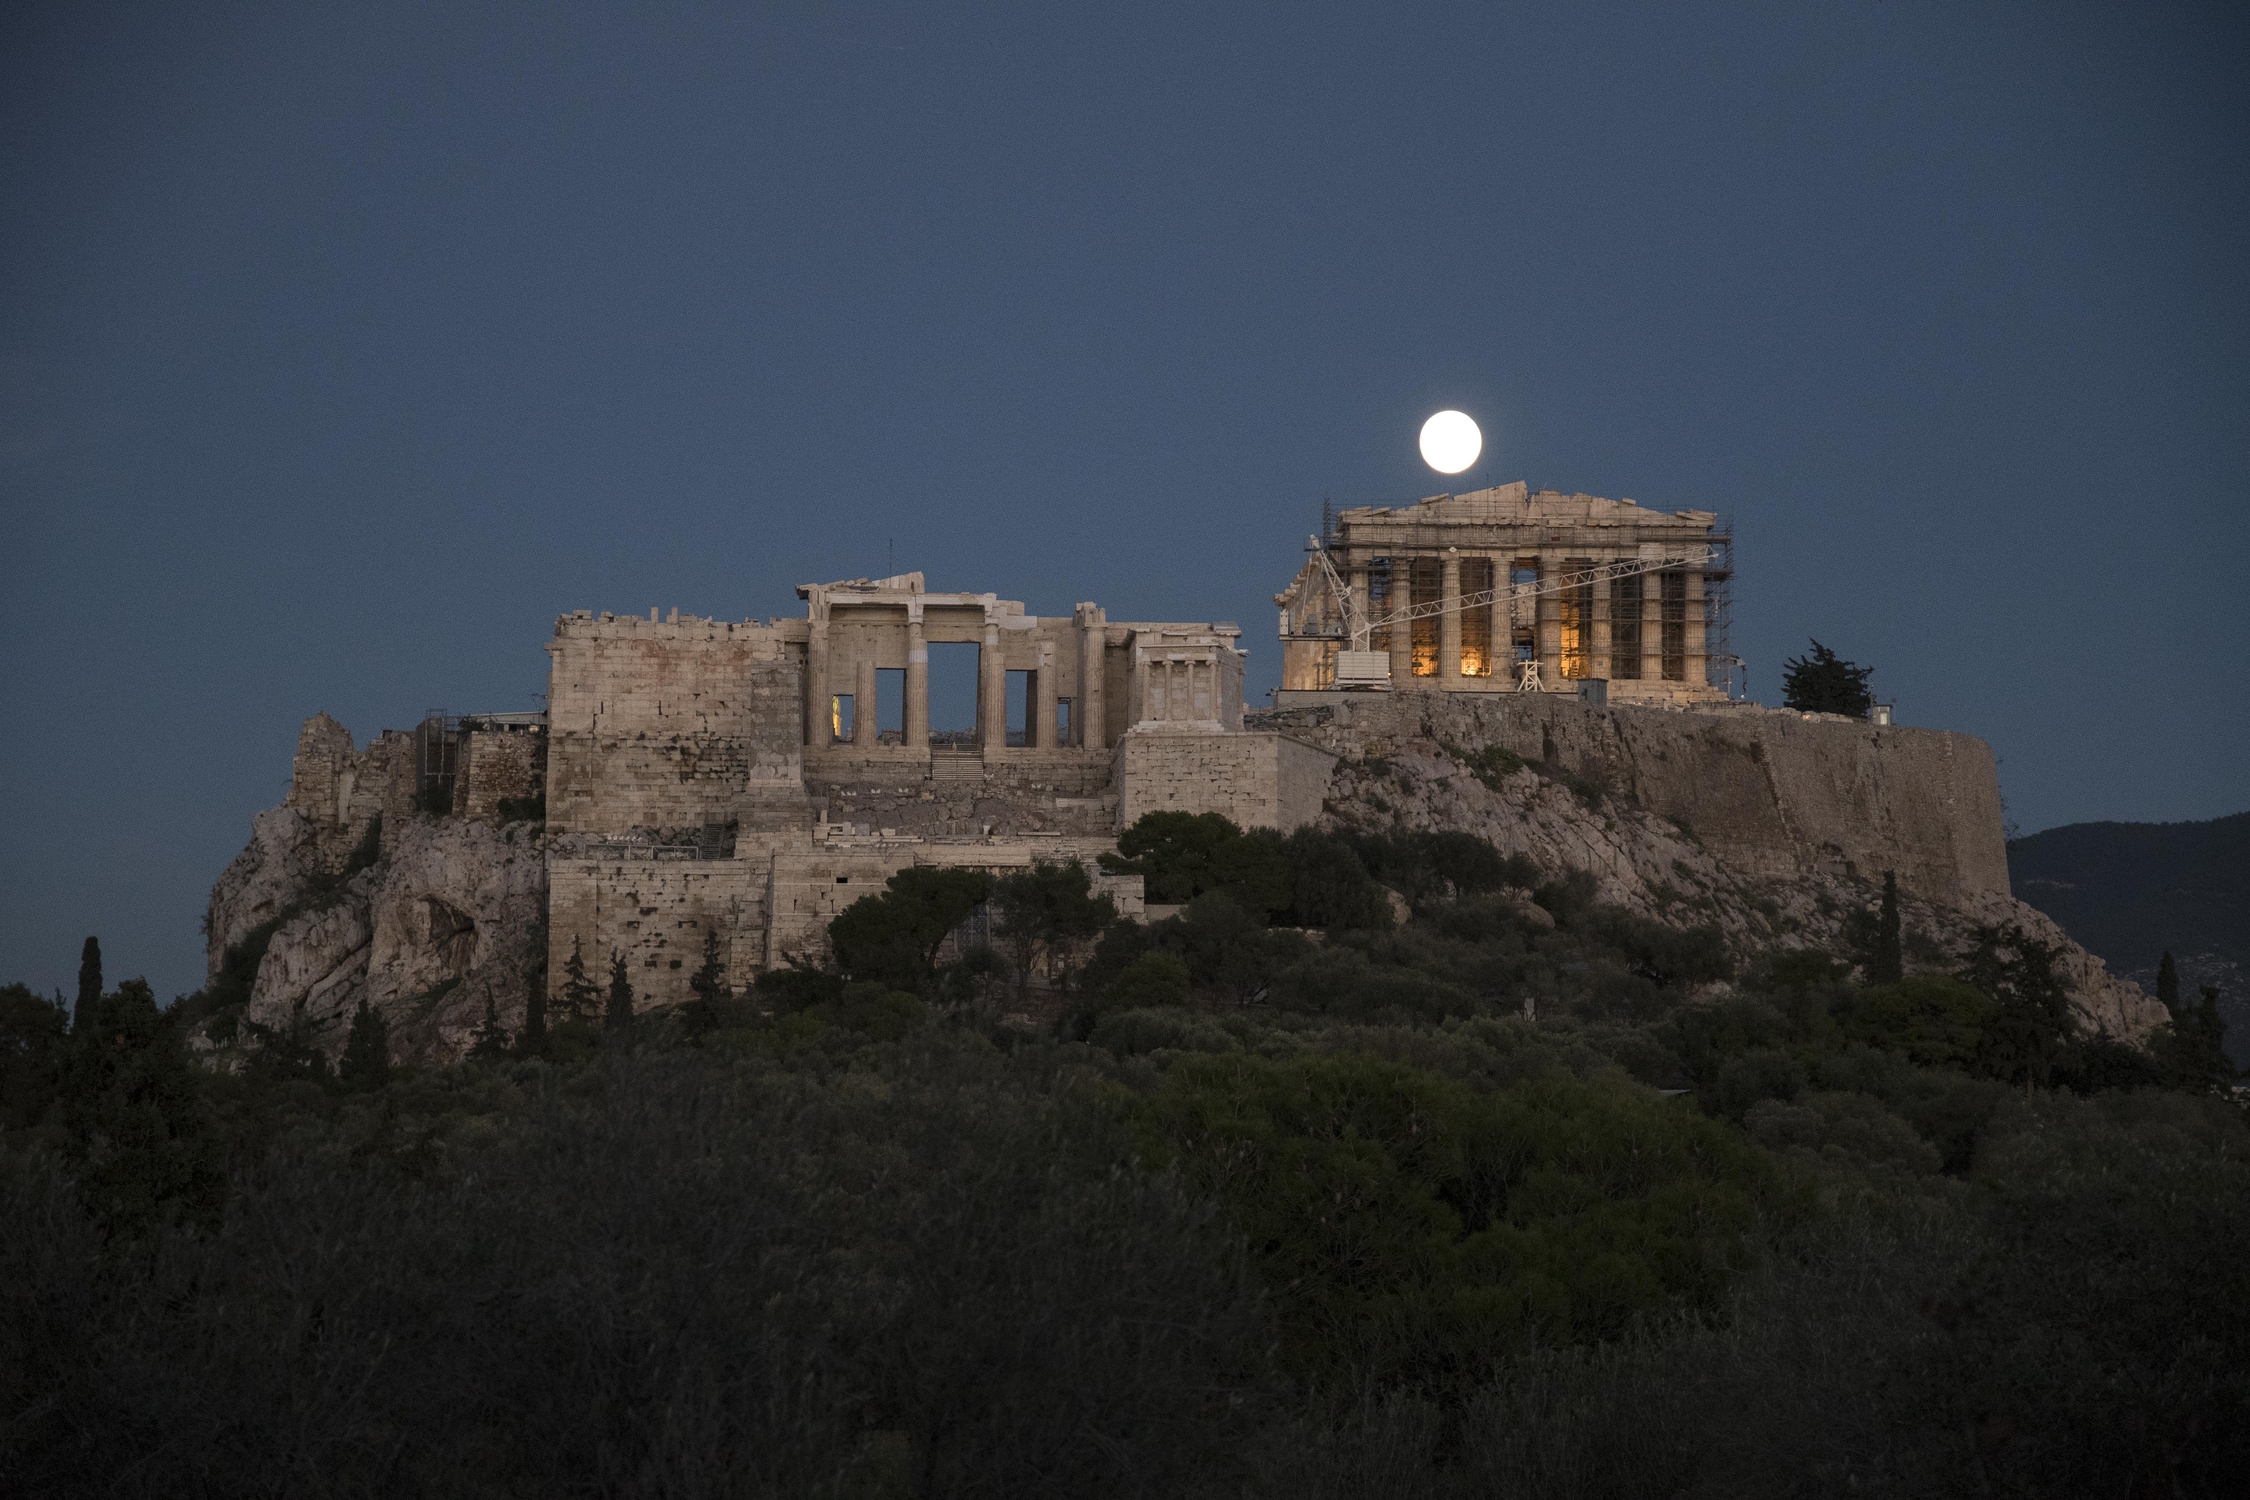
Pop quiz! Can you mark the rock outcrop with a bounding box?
[1281,698,2165,1041]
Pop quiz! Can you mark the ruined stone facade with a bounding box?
[540,575,1276,1009]
[1275,482,1733,704]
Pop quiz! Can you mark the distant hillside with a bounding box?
[2009,812,2248,1063]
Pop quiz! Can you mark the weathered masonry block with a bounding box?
[1112,729,1338,832]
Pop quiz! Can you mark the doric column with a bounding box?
[1387,560,1413,689]
[1591,553,1613,680]
[1034,639,1056,750]
[1641,572,1664,685]
[1347,567,1369,649]
[1537,552,1564,686]
[1132,644,1150,726]
[1491,557,1512,682]
[1076,604,1106,749]
[805,593,830,745]
[980,620,1005,753]
[1439,549,1462,683]
[905,608,928,750]
[853,656,877,746]
[1685,569,1708,688]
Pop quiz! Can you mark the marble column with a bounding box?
[1439,550,1462,683]
[1387,561,1413,688]
[1077,605,1106,749]
[853,656,877,746]
[905,610,928,750]
[805,595,830,745]
[980,621,1005,753]
[1491,557,1512,683]
[1034,639,1057,749]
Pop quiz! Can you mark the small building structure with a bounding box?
[1273,482,1736,704]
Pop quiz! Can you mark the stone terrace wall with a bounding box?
[546,612,807,837]
[286,713,411,871]
[1255,696,2007,905]
[455,729,546,825]
[547,857,771,1012]
[1113,729,1340,832]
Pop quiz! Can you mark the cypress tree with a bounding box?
[338,998,392,1091]
[1872,871,1904,985]
[2156,951,2179,1011]
[75,936,102,1035]
[516,973,550,1058]
[560,936,600,1022]
[605,950,635,1032]
[684,929,729,1037]
[469,988,511,1062]
[1780,640,1875,717]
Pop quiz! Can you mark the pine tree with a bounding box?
[515,973,550,1058]
[1871,871,1904,985]
[683,929,730,1037]
[338,998,392,1091]
[75,936,102,1035]
[2156,951,2179,1010]
[560,936,600,1022]
[469,988,511,1062]
[605,950,635,1033]
[1781,640,1875,717]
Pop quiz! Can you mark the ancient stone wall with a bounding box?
[809,755,1118,841]
[545,612,807,837]
[284,712,409,871]
[1112,729,1339,832]
[547,856,770,1011]
[1255,695,2008,905]
[455,729,546,824]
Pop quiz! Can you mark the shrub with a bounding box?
[1129,1055,1785,1386]
[1849,976,1995,1068]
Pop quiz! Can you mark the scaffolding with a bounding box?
[1277,501,1744,698]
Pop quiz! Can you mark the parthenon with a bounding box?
[1273,482,1735,704]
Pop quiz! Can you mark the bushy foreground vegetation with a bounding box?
[4,815,2245,1497]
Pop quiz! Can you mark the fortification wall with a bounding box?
[454,730,546,824]
[547,856,771,1012]
[545,612,806,837]
[1113,729,1339,832]
[1255,696,2008,905]
[285,713,410,870]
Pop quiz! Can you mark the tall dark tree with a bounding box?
[1871,871,1904,985]
[515,974,550,1058]
[1963,922,2075,1091]
[469,988,511,1062]
[2156,951,2179,1010]
[0,982,69,1129]
[75,936,102,1035]
[605,950,635,1032]
[55,978,222,1233]
[682,929,730,1036]
[338,997,392,1091]
[560,936,600,1022]
[1780,640,1875,717]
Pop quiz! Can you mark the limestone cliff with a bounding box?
[1260,695,2164,1040]
[204,716,550,1065]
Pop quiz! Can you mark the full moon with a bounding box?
[1418,410,1482,474]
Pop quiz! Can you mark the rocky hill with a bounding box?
[1256,694,2163,1040]
[200,698,2167,1064]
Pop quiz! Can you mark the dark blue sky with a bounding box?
[4,1,2245,1003]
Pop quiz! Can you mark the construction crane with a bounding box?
[1288,536,1719,690]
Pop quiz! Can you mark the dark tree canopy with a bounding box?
[1781,640,1874,717]
[829,866,995,994]
[1101,811,1290,917]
